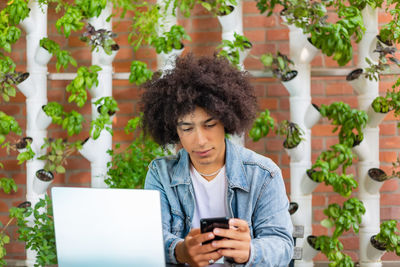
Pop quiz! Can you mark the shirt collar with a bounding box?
[171,138,249,192]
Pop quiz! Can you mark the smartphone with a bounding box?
[200,217,230,244]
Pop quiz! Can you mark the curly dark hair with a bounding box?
[140,53,258,146]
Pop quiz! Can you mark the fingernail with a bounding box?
[212,241,217,247]
[229,218,235,224]
[209,233,214,238]
[214,229,220,234]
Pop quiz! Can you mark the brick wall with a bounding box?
[1,0,399,263]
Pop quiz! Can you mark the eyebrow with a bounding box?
[177,117,215,126]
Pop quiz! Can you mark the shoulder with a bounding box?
[231,141,281,179]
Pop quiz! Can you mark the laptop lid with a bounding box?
[52,187,165,267]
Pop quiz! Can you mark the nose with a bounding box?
[195,128,207,147]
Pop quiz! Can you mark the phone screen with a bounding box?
[200,217,230,244]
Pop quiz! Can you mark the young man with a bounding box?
[141,54,293,266]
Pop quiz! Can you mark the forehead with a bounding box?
[178,107,213,122]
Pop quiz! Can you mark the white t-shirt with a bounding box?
[190,165,229,229]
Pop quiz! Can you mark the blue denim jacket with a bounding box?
[144,139,294,266]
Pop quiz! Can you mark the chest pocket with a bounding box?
[171,209,185,236]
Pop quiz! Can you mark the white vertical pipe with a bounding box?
[81,1,114,188]
[284,22,316,267]
[355,5,382,267]
[19,1,50,266]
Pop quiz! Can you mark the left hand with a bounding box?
[211,218,251,264]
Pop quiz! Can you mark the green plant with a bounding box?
[260,52,297,81]
[55,5,85,38]
[43,102,84,136]
[38,138,81,174]
[39,38,77,72]
[373,220,400,255]
[217,33,251,67]
[91,96,119,140]
[151,25,191,54]
[199,0,237,16]
[16,140,35,164]
[364,42,399,82]
[378,0,400,45]
[80,23,118,55]
[319,102,368,147]
[0,111,21,144]
[66,65,102,108]
[315,198,366,267]
[0,56,25,102]
[14,196,57,266]
[105,116,169,189]
[0,177,17,194]
[371,82,400,126]
[129,60,153,85]
[275,120,304,149]
[249,109,275,142]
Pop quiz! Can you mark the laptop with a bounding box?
[52,187,166,267]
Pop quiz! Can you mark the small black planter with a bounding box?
[81,137,90,146]
[370,235,387,251]
[217,5,234,16]
[16,137,33,150]
[368,168,387,182]
[111,44,120,51]
[307,235,321,251]
[376,35,393,47]
[346,68,363,81]
[281,70,298,82]
[283,139,300,149]
[36,169,54,182]
[288,202,299,215]
[97,105,116,116]
[17,201,31,209]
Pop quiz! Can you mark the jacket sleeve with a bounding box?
[144,162,183,264]
[245,168,294,267]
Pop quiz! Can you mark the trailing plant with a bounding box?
[66,65,102,108]
[80,23,118,55]
[275,120,304,149]
[378,0,400,45]
[249,109,275,142]
[260,52,297,82]
[43,102,84,136]
[39,38,77,72]
[151,25,190,54]
[105,116,168,189]
[198,0,237,16]
[129,61,153,86]
[0,176,17,194]
[38,138,82,174]
[0,111,21,145]
[217,33,252,67]
[319,102,368,147]
[315,198,366,267]
[0,56,21,102]
[373,219,400,255]
[371,80,400,127]
[91,96,119,140]
[364,42,399,82]
[14,195,57,267]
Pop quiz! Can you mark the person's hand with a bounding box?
[175,228,223,267]
[211,218,251,264]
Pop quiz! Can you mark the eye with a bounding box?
[182,127,193,132]
[205,123,216,128]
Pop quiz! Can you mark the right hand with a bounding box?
[175,228,222,267]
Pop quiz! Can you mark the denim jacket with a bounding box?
[144,139,294,266]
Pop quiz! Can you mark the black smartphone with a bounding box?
[200,217,230,244]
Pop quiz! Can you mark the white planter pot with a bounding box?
[367,104,388,128]
[16,73,35,98]
[238,44,251,70]
[297,38,319,64]
[217,5,241,41]
[33,169,54,195]
[79,130,112,164]
[367,236,386,261]
[285,141,305,162]
[364,168,386,195]
[346,68,368,95]
[20,15,35,33]
[301,172,320,195]
[36,106,52,130]
[304,103,321,129]
[302,236,320,261]
[93,45,119,66]
[34,46,53,66]
[352,139,370,161]
[159,47,184,72]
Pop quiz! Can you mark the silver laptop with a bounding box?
[52,187,166,267]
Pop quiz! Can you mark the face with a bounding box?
[176,107,226,172]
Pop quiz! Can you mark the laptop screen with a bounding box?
[52,187,165,267]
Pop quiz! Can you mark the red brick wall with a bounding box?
[1,0,399,263]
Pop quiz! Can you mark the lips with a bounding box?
[194,149,212,157]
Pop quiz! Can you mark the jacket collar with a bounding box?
[171,138,249,192]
